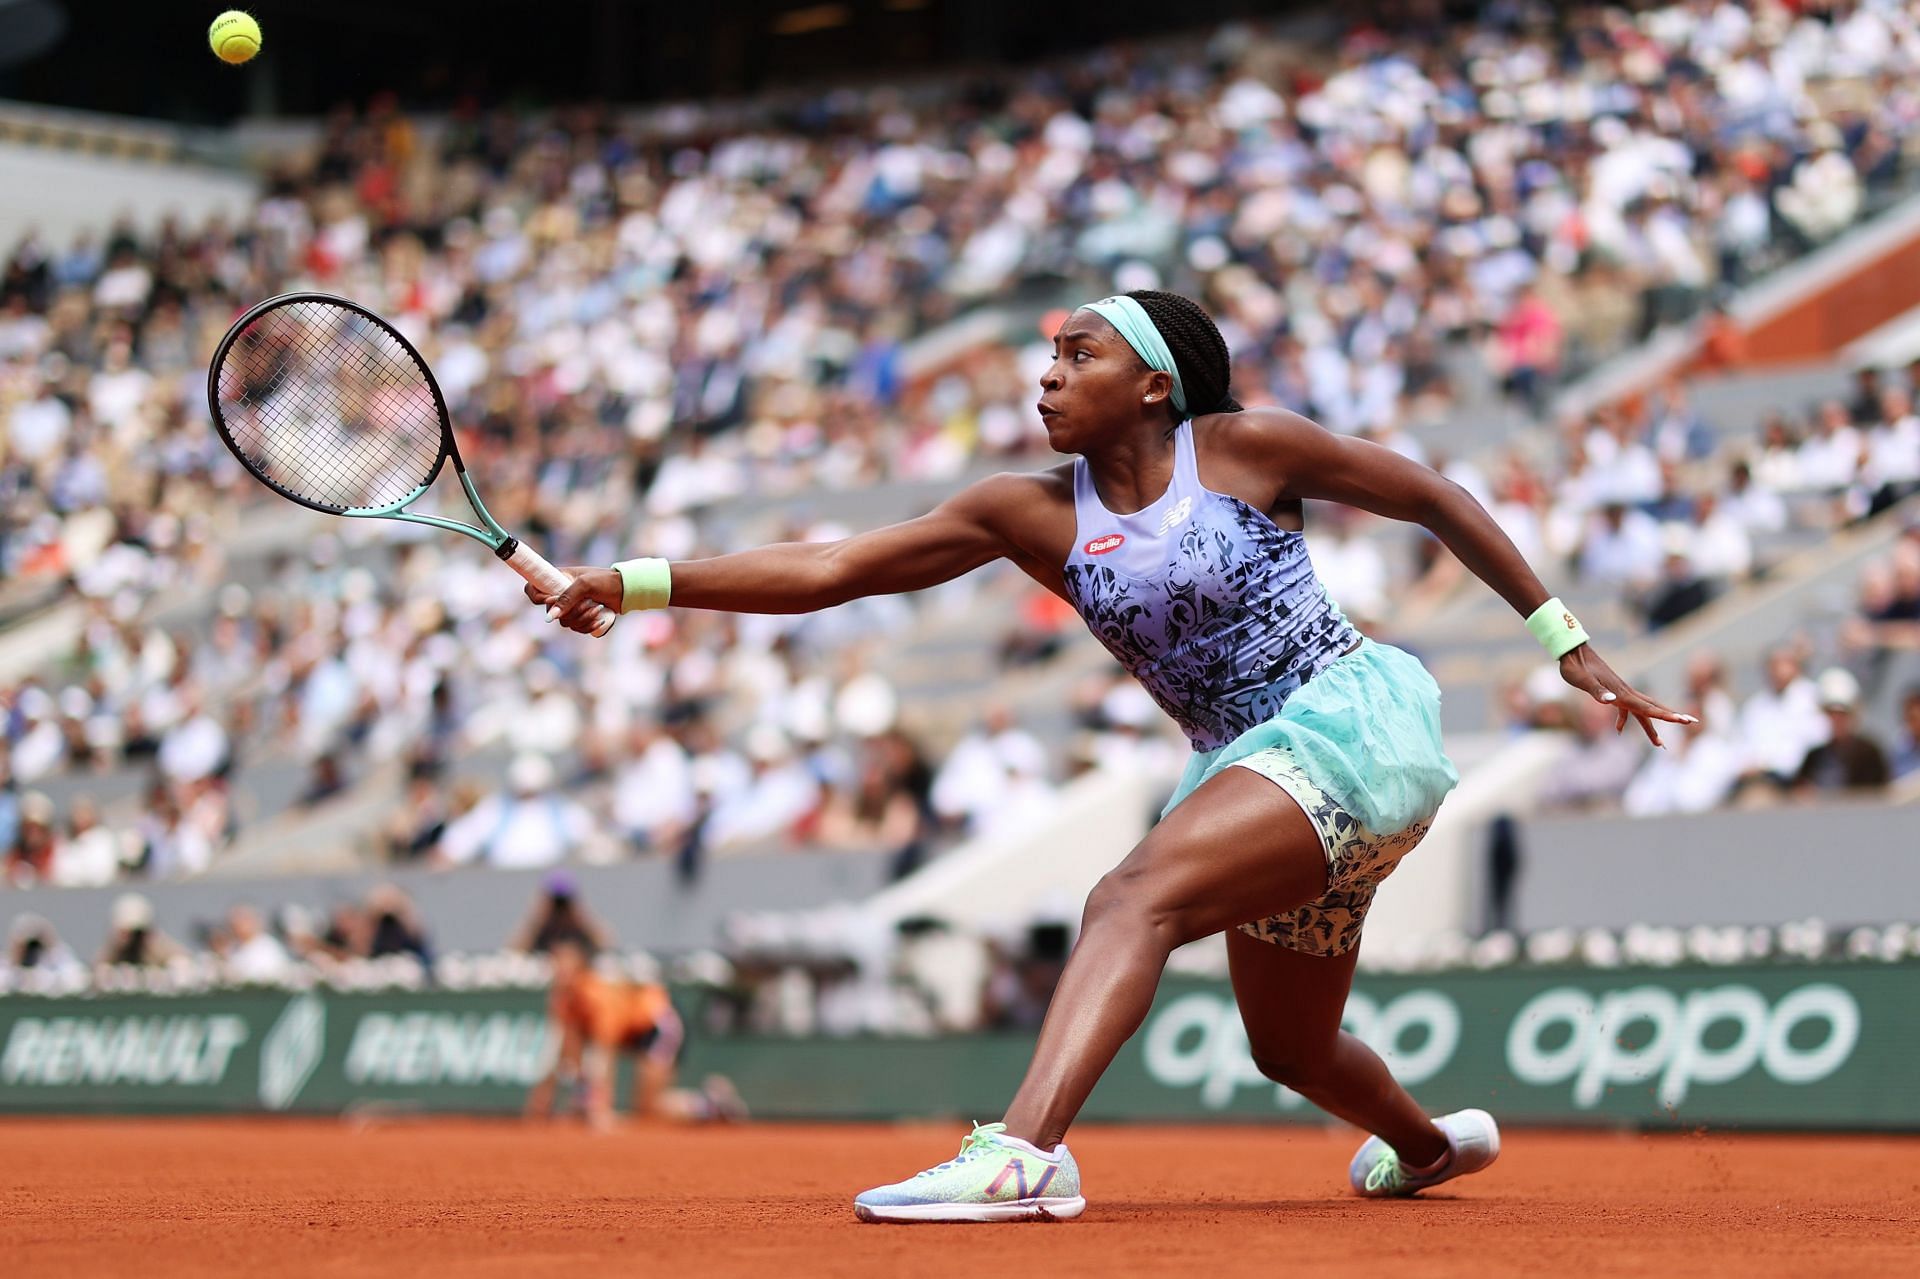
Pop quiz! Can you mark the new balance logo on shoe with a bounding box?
[986,1159,1058,1200]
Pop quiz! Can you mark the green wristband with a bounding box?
[613,557,672,614]
[1526,596,1590,659]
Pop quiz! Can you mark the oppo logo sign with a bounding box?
[1142,990,1460,1109]
[1506,982,1860,1107]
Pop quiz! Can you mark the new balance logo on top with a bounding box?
[1156,495,1193,536]
[986,1158,1059,1201]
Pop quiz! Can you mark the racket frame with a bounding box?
[207,290,614,634]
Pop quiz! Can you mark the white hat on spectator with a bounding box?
[19,791,55,825]
[111,893,154,932]
[834,671,897,737]
[1815,668,1862,712]
[509,752,556,795]
[745,723,792,764]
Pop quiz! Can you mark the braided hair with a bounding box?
[1126,289,1243,418]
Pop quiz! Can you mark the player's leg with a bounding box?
[525,1021,582,1120]
[996,765,1337,1149]
[1225,933,1448,1166]
[631,1008,683,1120]
[581,1042,618,1132]
[855,765,1335,1222]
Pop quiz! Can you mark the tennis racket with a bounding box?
[207,291,615,636]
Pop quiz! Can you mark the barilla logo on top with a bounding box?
[1084,533,1126,556]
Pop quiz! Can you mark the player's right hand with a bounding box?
[528,567,623,635]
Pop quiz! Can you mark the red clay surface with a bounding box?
[2,1119,1915,1277]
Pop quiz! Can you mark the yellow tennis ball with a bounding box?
[209,10,262,65]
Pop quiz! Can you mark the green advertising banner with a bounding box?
[1,962,1914,1128]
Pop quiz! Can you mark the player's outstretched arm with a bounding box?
[1233,408,1694,745]
[531,472,1043,627]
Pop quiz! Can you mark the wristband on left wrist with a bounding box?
[1526,596,1589,660]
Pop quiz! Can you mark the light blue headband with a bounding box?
[1081,295,1187,418]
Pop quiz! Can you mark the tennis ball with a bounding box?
[209,10,262,65]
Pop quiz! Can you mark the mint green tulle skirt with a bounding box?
[1162,639,1459,838]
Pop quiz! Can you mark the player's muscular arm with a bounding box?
[1219,408,1550,616]
[1223,408,1688,743]
[534,471,1067,621]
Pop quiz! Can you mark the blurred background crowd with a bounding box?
[3,1,1920,1031]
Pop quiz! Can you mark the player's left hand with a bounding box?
[1558,644,1695,746]
[527,567,622,635]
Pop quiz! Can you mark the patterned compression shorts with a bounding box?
[1228,743,1432,957]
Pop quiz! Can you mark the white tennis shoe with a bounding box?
[1349,1108,1501,1197]
[854,1122,1085,1223]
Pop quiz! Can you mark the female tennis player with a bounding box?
[531,290,1690,1222]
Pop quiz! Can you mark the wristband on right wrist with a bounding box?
[613,557,671,614]
[1526,596,1590,659]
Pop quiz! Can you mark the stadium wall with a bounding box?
[8,852,895,958]
[0,135,254,246]
[1,963,1910,1130]
[1507,804,1920,934]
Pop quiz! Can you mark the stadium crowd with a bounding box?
[7,0,1920,888]
[1520,506,1920,815]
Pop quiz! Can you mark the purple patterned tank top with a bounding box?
[1062,421,1358,751]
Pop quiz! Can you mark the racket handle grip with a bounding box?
[500,540,617,638]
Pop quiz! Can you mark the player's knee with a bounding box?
[1082,862,1204,949]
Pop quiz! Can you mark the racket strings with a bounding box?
[215,299,446,512]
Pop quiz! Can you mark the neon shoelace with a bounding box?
[917,1122,1007,1177]
[1363,1153,1407,1194]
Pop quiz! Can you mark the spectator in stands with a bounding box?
[4,789,56,885]
[440,753,594,870]
[1580,503,1664,589]
[610,719,697,854]
[96,892,182,968]
[1892,687,1920,782]
[1624,702,1744,816]
[931,706,1047,834]
[363,884,433,963]
[381,764,450,862]
[511,871,611,956]
[1737,647,1831,790]
[1494,284,1563,412]
[222,904,293,983]
[318,901,370,961]
[1684,492,1754,582]
[1796,401,1864,497]
[6,914,84,982]
[1861,385,1920,517]
[703,726,823,853]
[1309,507,1389,631]
[817,739,930,878]
[51,797,122,887]
[1540,698,1645,812]
[1723,459,1787,535]
[1684,651,1739,733]
[298,751,351,808]
[1794,669,1891,795]
[0,754,17,867]
[1842,538,1920,667]
[1848,368,1886,428]
[1641,534,1715,631]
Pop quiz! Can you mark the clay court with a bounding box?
[3,1119,1914,1276]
